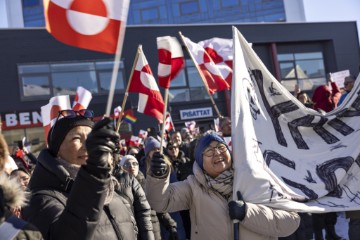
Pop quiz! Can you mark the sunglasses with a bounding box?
[168,146,178,150]
[49,109,94,142]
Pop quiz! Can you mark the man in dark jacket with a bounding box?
[23,114,137,239]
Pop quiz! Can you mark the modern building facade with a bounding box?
[0,22,359,152]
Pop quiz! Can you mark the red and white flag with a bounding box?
[129,135,142,147]
[41,95,71,143]
[128,46,165,123]
[185,121,196,131]
[164,112,175,132]
[72,86,92,111]
[157,36,185,89]
[138,129,148,139]
[43,0,130,54]
[113,106,122,119]
[198,38,233,87]
[181,34,230,94]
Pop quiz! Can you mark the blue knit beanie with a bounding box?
[194,132,228,170]
[145,136,160,156]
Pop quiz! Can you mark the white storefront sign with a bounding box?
[4,111,42,127]
[180,107,213,120]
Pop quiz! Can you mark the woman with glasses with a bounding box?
[23,114,138,239]
[146,131,300,240]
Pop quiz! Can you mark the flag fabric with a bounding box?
[123,114,137,124]
[43,0,130,54]
[72,86,92,111]
[213,118,220,132]
[128,46,165,123]
[41,95,71,143]
[129,135,142,147]
[164,112,175,132]
[113,106,122,119]
[232,26,360,212]
[157,36,185,89]
[181,34,230,95]
[198,37,233,87]
[185,121,196,131]
[138,129,148,139]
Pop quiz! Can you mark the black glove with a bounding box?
[151,152,168,177]
[228,191,247,221]
[169,227,178,240]
[85,117,120,178]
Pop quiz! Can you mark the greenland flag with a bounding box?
[72,86,92,111]
[181,34,230,95]
[164,112,174,132]
[41,95,71,143]
[43,0,130,54]
[128,46,165,123]
[157,36,185,89]
[113,106,122,118]
[198,38,233,87]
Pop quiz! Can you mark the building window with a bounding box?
[278,52,326,95]
[169,59,217,103]
[18,60,125,100]
[140,7,159,22]
[180,1,199,15]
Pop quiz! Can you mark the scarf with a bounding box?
[205,168,234,200]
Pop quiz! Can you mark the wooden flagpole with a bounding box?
[178,32,222,118]
[105,8,130,117]
[159,89,169,154]
[115,45,142,132]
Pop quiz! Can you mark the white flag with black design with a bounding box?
[232,26,360,212]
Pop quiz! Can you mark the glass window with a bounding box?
[169,89,190,102]
[98,72,125,91]
[180,1,199,15]
[141,7,159,22]
[18,59,125,100]
[52,71,98,95]
[22,76,50,96]
[278,52,326,95]
[171,71,187,87]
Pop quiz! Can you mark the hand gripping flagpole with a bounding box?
[178,31,223,118]
[115,45,142,132]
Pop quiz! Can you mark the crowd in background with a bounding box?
[0,73,358,239]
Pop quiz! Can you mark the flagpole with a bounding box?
[105,10,129,117]
[159,89,169,154]
[115,45,142,132]
[178,31,223,118]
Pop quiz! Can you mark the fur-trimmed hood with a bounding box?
[0,174,27,210]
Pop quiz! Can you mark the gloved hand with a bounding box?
[85,117,120,178]
[228,191,247,221]
[169,227,179,240]
[151,152,168,177]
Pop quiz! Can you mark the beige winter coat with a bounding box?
[145,162,300,240]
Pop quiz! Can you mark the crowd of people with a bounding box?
[0,73,357,239]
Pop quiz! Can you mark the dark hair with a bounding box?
[10,167,30,177]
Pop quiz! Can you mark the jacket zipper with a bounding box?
[104,205,123,240]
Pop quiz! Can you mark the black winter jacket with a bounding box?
[23,149,137,240]
[114,170,154,240]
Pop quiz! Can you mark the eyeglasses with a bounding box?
[123,161,139,168]
[203,143,227,157]
[49,109,94,142]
